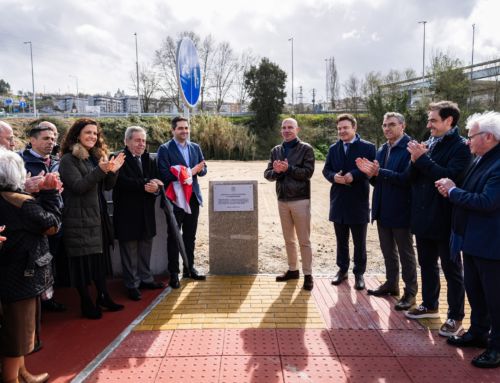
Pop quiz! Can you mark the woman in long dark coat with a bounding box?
[0,147,60,383]
[58,118,125,319]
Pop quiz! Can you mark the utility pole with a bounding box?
[288,37,294,112]
[134,32,141,115]
[469,23,476,108]
[23,41,37,118]
[418,21,427,79]
[311,88,316,112]
[325,58,329,109]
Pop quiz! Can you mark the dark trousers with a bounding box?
[464,253,500,350]
[415,236,464,320]
[377,223,418,296]
[334,222,367,275]
[119,238,154,289]
[167,196,200,274]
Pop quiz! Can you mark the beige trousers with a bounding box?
[277,199,313,275]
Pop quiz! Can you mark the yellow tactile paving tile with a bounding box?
[135,275,325,330]
[375,275,471,330]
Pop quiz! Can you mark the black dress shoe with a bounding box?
[394,293,416,311]
[189,268,206,281]
[96,293,125,312]
[276,270,300,282]
[354,274,365,290]
[81,300,102,320]
[303,275,314,291]
[331,271,348,285]
[472,349,500,368]
[447,331,489,348]
[139,281,165,289]
[128,288,142,301]
[367,283,399,297]
[41,298,67,312]
[169,273,180,289]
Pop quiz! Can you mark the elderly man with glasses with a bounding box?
[0,121,15,151]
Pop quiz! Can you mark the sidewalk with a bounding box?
[76,275,495,383]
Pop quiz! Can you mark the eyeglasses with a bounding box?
[381,122,399,128]
[467,131,487,140]
[0,135,15,142]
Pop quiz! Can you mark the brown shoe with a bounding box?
[303,275,314,291]
[276,270,300,282]
[404,304,440,319]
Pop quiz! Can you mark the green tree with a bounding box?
[429,52,469,108]
[244,58,286,151]
[0,79,11,95]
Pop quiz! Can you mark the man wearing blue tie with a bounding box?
[323,114,376,290]
[157,117,207,289]
[435,111,500,369]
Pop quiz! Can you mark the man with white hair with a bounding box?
[435,111,500,368]
[112,126,164,301]
[0,121,15,151]
[264,117,315,291]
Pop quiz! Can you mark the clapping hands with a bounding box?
[273,159,289,173]
[99,152,126,174]
[356,158,380,178]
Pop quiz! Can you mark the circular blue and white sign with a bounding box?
[176,37,201,108]
[4,98,13,106]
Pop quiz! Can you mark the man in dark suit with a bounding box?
[356,112,417,310]
[113,126,164,301]
[157,116,207,289]
[405,101,472,338]
[323,114,376,290]
[436,111,500,368]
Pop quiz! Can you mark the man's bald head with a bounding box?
[0,121,15,151]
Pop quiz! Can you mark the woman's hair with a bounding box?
[60,118,109,156]
[0,147,26,191]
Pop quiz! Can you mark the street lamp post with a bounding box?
[23,41,37,118]
[288,37,294,112]
[325,58,329,110]
[418,21,427,79]
[134,32,141,115]
[469,23,476,107]
[69,75,79,112]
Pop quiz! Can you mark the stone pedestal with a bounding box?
[209,180,258,274]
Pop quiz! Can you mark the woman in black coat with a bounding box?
[0,147,61,383]
[59,118,125,319]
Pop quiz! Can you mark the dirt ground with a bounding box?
[194,160,386,276]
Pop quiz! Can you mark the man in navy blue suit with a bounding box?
[157,116,207,289]
[323,114,376,290]
[436,111,500,369]
[405,101,472,339]
[356,112,417,310]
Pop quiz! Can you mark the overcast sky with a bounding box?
[0,0,498,103]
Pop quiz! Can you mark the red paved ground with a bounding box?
[28,276,498,383]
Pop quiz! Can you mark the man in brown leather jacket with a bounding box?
[264,118,315,290]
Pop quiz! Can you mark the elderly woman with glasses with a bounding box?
[0,147,62,383]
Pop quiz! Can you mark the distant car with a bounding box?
[0,108,6,116]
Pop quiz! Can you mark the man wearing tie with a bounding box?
[435,111,500,368]
[157,117,207,289]
[113,126,165,301]
[323,114,376,290]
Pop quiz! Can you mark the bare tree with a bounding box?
[198,35,216,111]
[343,74,363,113]
[233,49,257,112]
[211,42,238,112]
[327,57,340,109]
[130,63,160,113]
